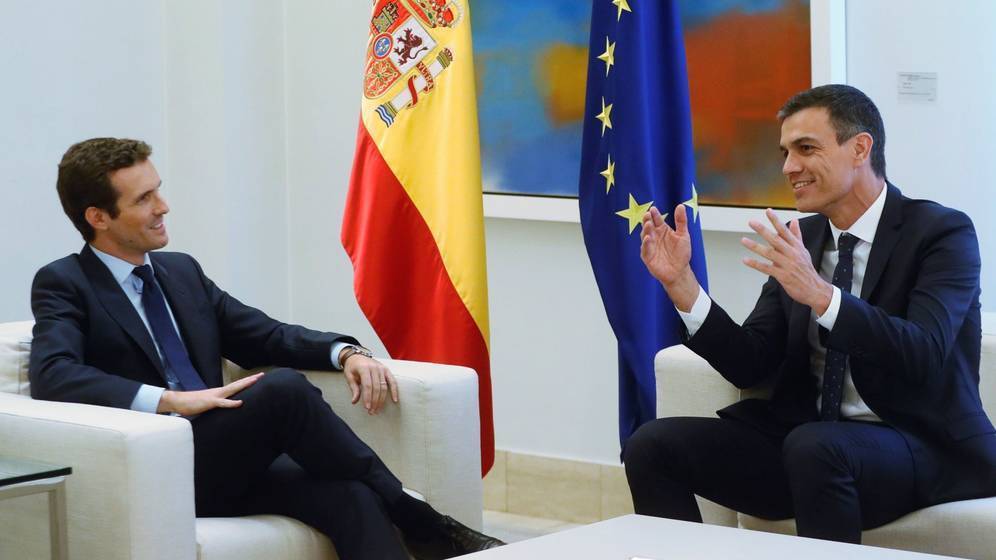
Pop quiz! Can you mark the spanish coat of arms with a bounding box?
[364,0,462,127]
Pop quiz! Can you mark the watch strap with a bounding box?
[339,345,373,367]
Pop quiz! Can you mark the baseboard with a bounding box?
[483,450,633,524]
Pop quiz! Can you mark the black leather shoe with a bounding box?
[404,515,505,559]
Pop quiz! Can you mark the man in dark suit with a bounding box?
[30,137,503,560]
[623,84,996,543]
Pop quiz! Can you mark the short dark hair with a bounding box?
[56,138,153,241]
[778,84,887,180]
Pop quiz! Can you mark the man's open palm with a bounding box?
[640,204,692,285]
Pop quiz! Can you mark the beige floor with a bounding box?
[482,510,581,544]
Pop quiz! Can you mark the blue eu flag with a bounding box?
[579,0,709,448]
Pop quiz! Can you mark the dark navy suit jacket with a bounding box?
[685,185,996,507]
[29,246,357,409]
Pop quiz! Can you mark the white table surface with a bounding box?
[464,515,958,560]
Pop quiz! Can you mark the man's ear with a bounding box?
[852,132,874,169]
[85,206,110,233]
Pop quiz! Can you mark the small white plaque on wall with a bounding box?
[897,72,938,103]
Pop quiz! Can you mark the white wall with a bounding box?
[2,0,994,467]
[0,0,290,321]
[163,0,291,319]
[0,0,166,321]
[283,0,373,341]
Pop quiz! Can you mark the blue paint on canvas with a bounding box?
[472,0,591,197]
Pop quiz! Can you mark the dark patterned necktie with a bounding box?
[820,232,858,421]
[133,265,207,391]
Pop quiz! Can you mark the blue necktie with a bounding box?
[133,265,207,391]
[819,233,858,421]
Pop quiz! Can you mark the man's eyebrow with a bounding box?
[779,136,820,150]
[132,180,163,202]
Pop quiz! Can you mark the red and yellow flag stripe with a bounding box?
[342,0,493,474]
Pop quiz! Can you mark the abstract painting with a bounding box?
[473,0,811,208]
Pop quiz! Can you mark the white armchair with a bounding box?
[0,321,483,560]
[655,334,996,559]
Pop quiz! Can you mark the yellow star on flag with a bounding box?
[682,183,700,222]
[616,193,653,234]
[597,37,616,76]
[600,154,616,193]
[613,0,632,21]
[596,97,613,136]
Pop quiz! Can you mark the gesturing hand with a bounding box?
[741,209,834,314]
[640,204,692,286]
[157,372,265,416]
[640,204,701,311]
[343,355,399,415]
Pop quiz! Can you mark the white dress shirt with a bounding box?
[90,247,349,414]
[677,184,888,421]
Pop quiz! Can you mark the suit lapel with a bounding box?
[861,184,904,300]
[79,246,165,379]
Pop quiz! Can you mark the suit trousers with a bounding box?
[190,368,409,560]
[622,416,917,543]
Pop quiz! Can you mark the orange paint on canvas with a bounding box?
[536,43,589,126]
[684,0,810,207]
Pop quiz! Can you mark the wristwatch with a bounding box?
[340,345,373,367]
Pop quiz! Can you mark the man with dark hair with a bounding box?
[55,138,153,241]
[624,84,996,542]
[30,137,503,560]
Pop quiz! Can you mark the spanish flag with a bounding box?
[342,0,494,474]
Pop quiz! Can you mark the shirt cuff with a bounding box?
[816,286,842,331]
[676,285,711,338]
[130,384,166,413]
[330,341,352,370]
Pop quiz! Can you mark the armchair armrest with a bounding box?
[655,345,740,418]
[225,359,484,531]
[0,392,196,560]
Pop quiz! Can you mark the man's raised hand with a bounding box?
[640,205,691,285]
[640,204,700,311]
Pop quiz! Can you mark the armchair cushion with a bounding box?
[196,515,333,560]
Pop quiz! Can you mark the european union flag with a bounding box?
[579,0,709,448]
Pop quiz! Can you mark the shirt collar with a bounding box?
[828,182,888,248]
[89,246,153,286]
